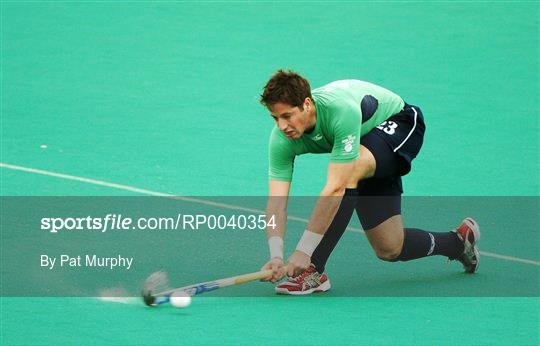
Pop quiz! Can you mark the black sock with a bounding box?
[311,188,358,273]
[397,228,464,261]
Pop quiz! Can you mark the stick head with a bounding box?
[141,271,169,307]
[142,291,156,306]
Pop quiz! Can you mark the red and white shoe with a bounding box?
[275,264,331,295]
[453,217,481,273]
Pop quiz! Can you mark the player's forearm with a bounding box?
[266,203,287,238]
[265,198,288,259]
[292,186,344,258]
[306,186,345,235]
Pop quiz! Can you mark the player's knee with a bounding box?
[375,246,402,262]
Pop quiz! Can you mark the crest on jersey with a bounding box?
[341,135,356,153]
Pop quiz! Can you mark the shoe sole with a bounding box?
[462,217,481,273]
[470,246,480,274]
[275,280,331,295]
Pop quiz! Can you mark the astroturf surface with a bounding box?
[1,1,539,345]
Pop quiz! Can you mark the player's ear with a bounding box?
[304,97,312,111]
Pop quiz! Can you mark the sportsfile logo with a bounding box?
[341,134,356,153]
[40,214,277,233]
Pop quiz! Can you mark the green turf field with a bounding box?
[1,1,539,345]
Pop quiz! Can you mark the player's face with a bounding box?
[268,100,312,139]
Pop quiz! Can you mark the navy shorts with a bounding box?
[355,103,426,230]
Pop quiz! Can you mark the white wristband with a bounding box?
[268,236,284,259]
[295,229,323,257]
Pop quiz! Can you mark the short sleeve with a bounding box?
[329,102,361,163]
[268,128,295,181]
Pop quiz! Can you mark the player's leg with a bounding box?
[362,214,404,260]
[356,177,467,262]
[357,104,479,271]
[361,209,480,274]
[361,212,468,262]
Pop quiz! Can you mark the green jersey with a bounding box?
[269,80,405,181]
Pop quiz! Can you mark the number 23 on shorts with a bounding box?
[376,121,398,135]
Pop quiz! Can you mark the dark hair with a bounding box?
[260,69,312,109]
